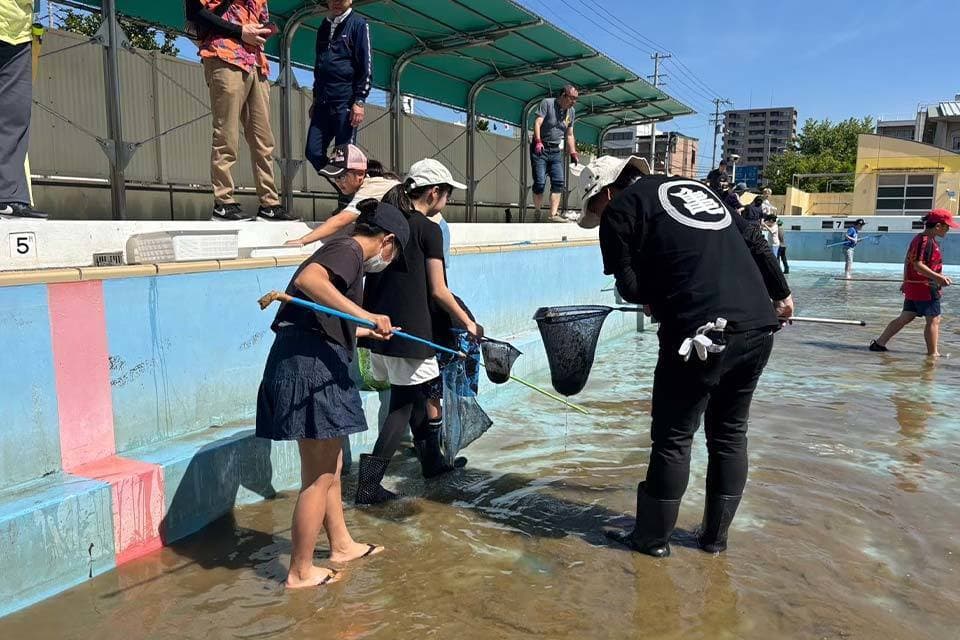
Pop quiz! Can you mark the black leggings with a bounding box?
[645,329,774,500]
[371,383,430,459]
[779,246,789,272]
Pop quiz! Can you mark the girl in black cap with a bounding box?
[257,200,408,588]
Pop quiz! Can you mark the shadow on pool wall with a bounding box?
[0,241,636,618]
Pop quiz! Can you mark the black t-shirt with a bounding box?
[272,237,364,350]
[743,203,764,224]
[599,176,790,340]
[359,210,445,359]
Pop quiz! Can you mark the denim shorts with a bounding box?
[903,298,942,318]
[530,145,565,194]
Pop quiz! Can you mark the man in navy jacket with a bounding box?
[305,0,372,174]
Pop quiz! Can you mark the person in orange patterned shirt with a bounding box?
[196,0,296,221]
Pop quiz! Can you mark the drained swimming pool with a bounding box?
[2,263,959,640]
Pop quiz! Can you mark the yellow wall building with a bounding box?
[775,134,960,216]
[853,134,960,216]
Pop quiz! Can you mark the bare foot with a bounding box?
[285,566,341,589]
[927,352,949,359]
[330,542,384,563]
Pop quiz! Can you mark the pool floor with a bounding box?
[2,263,959,640]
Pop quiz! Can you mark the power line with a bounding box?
[522,0,719,120]
[544,0,715,112]
[584,1,722,100]
[573,1,717,112]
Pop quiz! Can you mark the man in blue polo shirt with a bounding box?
[305,0,372,173]
[531,85,580,222]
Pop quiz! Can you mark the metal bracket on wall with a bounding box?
[93,20,130,50]
[281,158,305,184]
[97,139,138,172]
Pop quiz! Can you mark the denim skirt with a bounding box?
[256,328,367,441]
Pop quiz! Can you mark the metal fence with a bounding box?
[29,30,577,222]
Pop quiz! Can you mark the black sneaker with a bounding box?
[211,202,250,221]
[257,205,299,221]
[869,340,888,352]
[0,202,48,219]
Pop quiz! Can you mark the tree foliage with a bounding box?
[59,8,180,57]
[765,116,874,194]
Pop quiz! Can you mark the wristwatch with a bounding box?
[354,100,365,107]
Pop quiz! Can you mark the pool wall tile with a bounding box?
[0,475,116,619]
[0,285,62,491]
[0,242,629,618]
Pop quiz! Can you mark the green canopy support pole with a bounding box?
[278,4,321,215]
[389,49,419,175]
[466,74,497,223]
[390,21,540,175]
[599,122,624,156]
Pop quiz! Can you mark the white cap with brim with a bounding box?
[406,158,468,191]
[577,155,651,229]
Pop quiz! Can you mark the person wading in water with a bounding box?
[577,155,793,557]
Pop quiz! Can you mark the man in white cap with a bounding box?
[579,155,793,558]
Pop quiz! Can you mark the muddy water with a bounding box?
[3,265,959,640]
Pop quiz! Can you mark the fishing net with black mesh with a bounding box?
[480,339,522,384]
[533,305,614,397]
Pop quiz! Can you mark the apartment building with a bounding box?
[602,124,699,178]
[722,107,798,175]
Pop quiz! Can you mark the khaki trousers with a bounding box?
[203,57,280,206]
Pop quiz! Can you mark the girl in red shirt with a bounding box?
[870,210,957,357]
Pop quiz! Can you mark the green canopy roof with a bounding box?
[71,0,693,145]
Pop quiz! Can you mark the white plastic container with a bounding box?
[126,230,239,264]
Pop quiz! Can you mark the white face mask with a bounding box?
[363,252,390,273]
[363,240,394,273]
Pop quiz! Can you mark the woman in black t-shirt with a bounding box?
[355,159,483,505]
[257,201,408,588]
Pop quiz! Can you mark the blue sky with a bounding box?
[402,0,960,170]
[513,0,960,170]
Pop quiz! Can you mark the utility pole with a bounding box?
[648,52,670,172]
[710,97,733,171]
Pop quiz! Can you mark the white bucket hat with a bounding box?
[577,155,650,229]
[406,158,468,191]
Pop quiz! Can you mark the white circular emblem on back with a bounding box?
[658,180,731,230]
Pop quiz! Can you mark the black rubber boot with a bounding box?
[605,482,681,558]
[413,424,465,479]
[697,494,742,553]
[354,454,398,505]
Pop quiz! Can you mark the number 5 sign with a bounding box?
[9,232,37,260]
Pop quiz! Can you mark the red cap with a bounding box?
[925,208,960,229]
